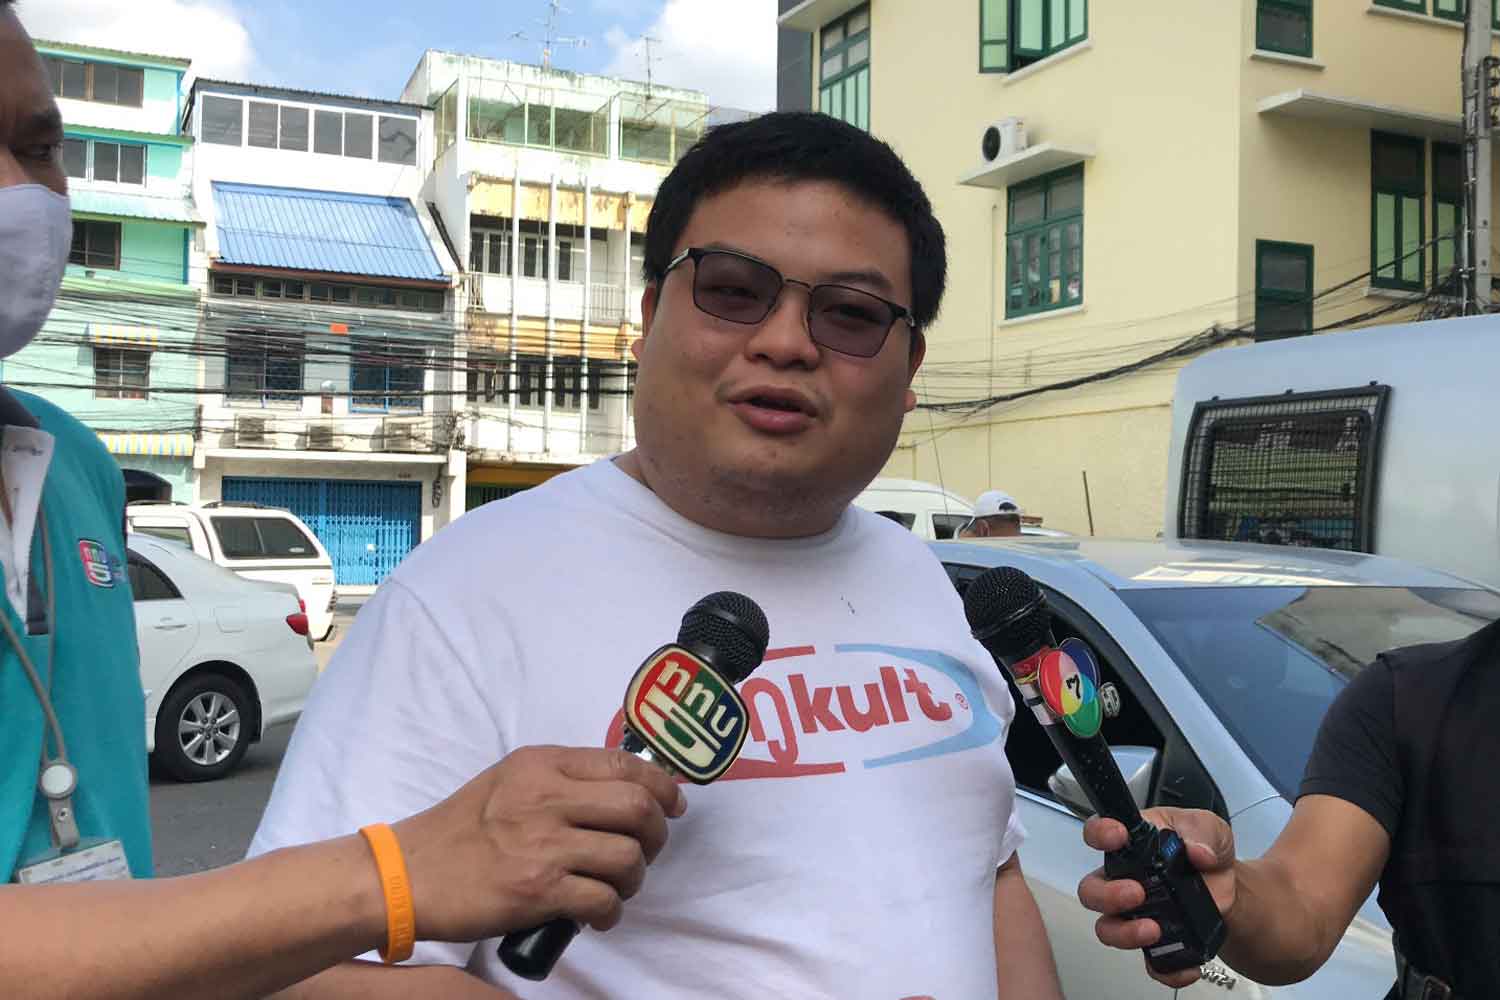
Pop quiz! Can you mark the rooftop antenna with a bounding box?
[639,34,662,96]
[510,0,588,71]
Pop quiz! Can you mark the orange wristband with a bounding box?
[359,823,415,964]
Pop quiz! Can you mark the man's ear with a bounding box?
[904,330,927,413]
[639,283,660,340]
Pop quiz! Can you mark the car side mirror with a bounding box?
[1047,745,1159,822]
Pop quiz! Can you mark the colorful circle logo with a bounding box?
[1038,638,1104,739]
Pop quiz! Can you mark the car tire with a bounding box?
[153,672,253,782]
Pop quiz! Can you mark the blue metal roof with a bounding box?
[211,182,445,282]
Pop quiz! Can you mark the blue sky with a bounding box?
[23,0,777,111]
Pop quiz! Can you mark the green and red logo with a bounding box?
[77,539,117,588]
[623,644,750,784]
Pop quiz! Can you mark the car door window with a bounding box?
[211,517,263,559]
[133,524,193,547]
[932,513,970,540]
[127,554,180,601]
[254,518,318,558]
[943,563,1225,817]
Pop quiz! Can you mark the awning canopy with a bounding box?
[89,324,161,348]
[1257,89,1463,143]
[98,432,194,458]
[212,182,446,282]
[70,189,201,225]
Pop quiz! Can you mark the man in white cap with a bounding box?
[960,490,1024,538]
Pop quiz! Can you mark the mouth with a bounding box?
[728,387,819,434]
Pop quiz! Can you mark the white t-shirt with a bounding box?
[249,459,1025,999]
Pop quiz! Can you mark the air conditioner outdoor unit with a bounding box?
[380,419,421,453]
[234,415,274,448]
[981,117,1028,163]
[306,424,336,450]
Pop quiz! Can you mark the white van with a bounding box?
[126,501,338,641]
[853,478,975,540]
[1164,314,1500,591]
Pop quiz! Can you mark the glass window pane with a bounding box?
[255,518,318,558]
[1008,238,1023,283]
[470,233,485,272]
[1433,143,1463,202]
[280,106,309,151]
[60,138,86,178]
[61,61,87,100]
[1401,197,1423,283]
[1375,193,1397,279]
[248,102,278,148]
[1260,247,1309,293]
[211,518,262,559]
[1069,0,1087,41]
[1049,174,1083,216]
[822,54,844,78]
[822,22,845,49]
[1258,299,1308,338]
[45,58,62,96]
[117,68,143,107]
[526,104,553,146]
[1437,204,1457,274]
[343,113,373,158]
[981,41,1009,71]
[846,38,870,67]
[849,8,870,34]
[1018,0,1046,52]
[1373,134,1423,192]
[1257,5,1311,56]
[1011,186,1045,226]
[202,96,243,146]
[92,64,119,104]
[1051,0,1066,50]
[982,0,1009,43]
[857,69,869,131]
[118,144,144,185]
[378,116,418,165]
[314,110,343,155]
[94,142,119,182]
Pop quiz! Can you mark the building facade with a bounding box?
[778,0,1500,536]
[184,79,463,587]
[17,40,201,502]
[401,52,735,506]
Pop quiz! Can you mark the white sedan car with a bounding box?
[127,533,319,782]
[932,536,1500,998]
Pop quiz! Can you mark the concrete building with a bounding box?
[777,0,1500,537]
[400,51,740,506]
[183,78,463,588]
[16,40,202,502]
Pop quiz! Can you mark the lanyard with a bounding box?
[0,508,76,850]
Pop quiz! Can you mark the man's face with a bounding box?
[0,10,67,196]
[632,179,924,531]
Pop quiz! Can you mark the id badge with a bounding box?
[13,838,131,885]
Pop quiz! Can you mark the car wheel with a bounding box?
[153,672,252,782]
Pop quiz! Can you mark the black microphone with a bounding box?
[963,567,1225,976]
[497,591,770,981]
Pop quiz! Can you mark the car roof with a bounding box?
[931,536,1489,591]
[128,502,293,518]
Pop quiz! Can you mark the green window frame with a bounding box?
[819,5,870,130]
[981,0,1087,73]
[1371,131,1426,291]
[1374,0,1425,12]
[1432,141,1465,292]
[1256,0,1312,58]
[1254,241,1314,341]
[1005,166,1083,319]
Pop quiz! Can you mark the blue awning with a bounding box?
[211,182,445,282]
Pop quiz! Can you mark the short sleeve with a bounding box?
[996,806,1027,868]
[1297,659,1402,837]
[247,579,507,968]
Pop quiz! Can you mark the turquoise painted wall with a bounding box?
[66,220,189,286]
[147,143,182,182]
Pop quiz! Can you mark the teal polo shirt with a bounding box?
[0,389,152,881]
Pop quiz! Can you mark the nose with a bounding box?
[742,279,821,369]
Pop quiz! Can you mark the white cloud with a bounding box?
[603,0,775,112]
[16,0,257,81]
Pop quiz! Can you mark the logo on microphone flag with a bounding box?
[623,644,751,784]
[1038,638,1103,739]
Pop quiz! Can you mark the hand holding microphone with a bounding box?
[498,591,770,981]
[962,567,1227,978]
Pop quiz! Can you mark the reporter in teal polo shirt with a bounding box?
[1,7,691,999]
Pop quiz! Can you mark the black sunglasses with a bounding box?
[662,247,916,359]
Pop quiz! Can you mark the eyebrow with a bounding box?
[701,242,897,294]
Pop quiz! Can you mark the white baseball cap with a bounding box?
[973,490,1022,517]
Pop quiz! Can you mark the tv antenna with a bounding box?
[638,34,662,95]
[510,0,588,71]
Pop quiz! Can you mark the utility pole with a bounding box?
[1464,0,1493,312]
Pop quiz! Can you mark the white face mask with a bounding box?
[0,184,72,359]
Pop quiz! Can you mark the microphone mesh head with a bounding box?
[678,591,770,684]
[962,566,1050,656]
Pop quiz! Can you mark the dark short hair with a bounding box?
[643,111,947,331]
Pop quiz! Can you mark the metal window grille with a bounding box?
[1178,385,1390,553]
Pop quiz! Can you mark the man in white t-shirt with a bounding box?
[254,111,1064,999]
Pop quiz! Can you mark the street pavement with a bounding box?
[150,596,365,877]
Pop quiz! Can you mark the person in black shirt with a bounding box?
[1075,618,1500,997]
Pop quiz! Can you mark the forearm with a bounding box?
[1218,856,1338,985]
[0,833,388,1000]
[273,960,519,999]
[993,857,1064,1000]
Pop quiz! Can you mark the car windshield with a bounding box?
[1117,585,1500,799]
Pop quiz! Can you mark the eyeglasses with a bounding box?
[662,247,916,359]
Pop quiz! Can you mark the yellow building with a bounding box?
[777,0,1500,536]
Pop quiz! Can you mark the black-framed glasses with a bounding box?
[663,247,916,358]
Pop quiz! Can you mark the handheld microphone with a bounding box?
[497,591,770,981]
[962,567,1226,976]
